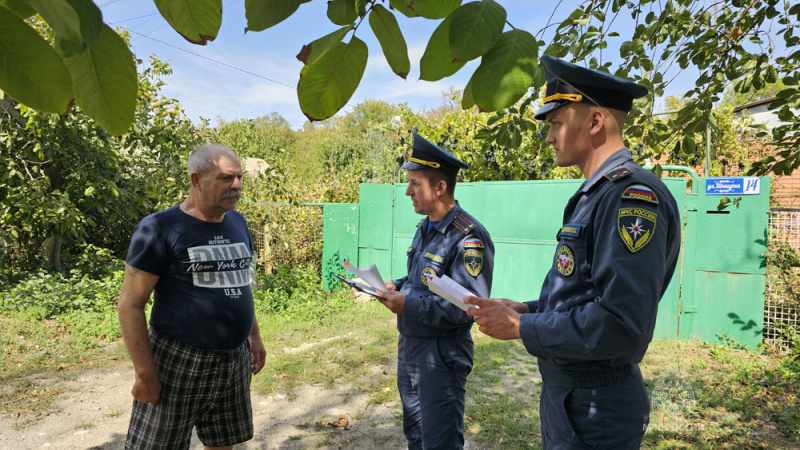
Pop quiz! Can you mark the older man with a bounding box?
[117,143,266,450]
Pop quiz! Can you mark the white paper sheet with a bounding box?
[428,274,477,312]
[342,259,386,292]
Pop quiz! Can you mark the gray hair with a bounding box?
[187,143,236,176]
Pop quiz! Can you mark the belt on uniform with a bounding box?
[538,362,639,388]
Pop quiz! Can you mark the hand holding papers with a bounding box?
[334,259,388,299]
[461,294,524,343]
[427,274,477,312]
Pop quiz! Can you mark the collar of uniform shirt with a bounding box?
[580,148,634,193]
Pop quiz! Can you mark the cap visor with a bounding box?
[534,100,570,120]
[402,161,427,171]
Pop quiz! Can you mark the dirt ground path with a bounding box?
[0,361,410,449]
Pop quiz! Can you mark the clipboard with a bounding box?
[332,274,385,299]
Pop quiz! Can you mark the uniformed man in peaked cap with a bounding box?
[465,55,681,448]
[377,133,494,449]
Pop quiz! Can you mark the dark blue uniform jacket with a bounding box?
[520,148,681,372]
[393,202,494,343]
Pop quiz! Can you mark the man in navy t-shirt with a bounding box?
[117,143,266,449]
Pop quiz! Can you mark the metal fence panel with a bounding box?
[765,209,800,349]
[321,203,359,291]
[324,174,778,349]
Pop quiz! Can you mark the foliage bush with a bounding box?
[0,267,122,317]
[0,259,124,343]
[253,264,353,322]
[0,54,202,272]
[0,257,356,344]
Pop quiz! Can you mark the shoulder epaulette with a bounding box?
[417,219,425,228]
[603,164,633,183]
[452,213,476,235]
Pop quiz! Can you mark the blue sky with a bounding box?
[99,0,590,129]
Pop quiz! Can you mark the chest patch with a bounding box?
[618,207,657,252]
[421,266,437,286]
[558,224,582,238]
[464,249,484,277]
[424,252,444,263]
[622,184,659,204]
[556,244,575,277]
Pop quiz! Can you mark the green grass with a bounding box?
[252,299,398,397]
[641,338,800,449]
[1,294,798,448]
[465,336,542,447]
[0,314,126,419]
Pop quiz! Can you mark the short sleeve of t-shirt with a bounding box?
[127,214,169,276]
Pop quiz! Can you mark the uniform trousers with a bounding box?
[397,336,472,450]
[539,365,649,449]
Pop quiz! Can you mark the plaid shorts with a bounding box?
[125,328,253,449]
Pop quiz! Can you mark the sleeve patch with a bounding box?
[464,238,484,249]
[618,206,657,252]
[622,184,659,205]
[464,249,484,277]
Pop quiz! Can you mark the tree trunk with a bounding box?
[43,235,63,271]
[1,95,26,125]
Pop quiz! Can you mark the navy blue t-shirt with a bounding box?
[126,205,255,352]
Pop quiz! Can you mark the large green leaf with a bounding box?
[0,0,35,18]
[63,25,137,135]
[461,77,475,109]
[326,0,357,26]
[0,7,73,113]
[298,37,368,122]
[355,0,368,16]
[369,4,409,79]
[29,0,82,42]
[389,0,414,18]
[389,0,460,19]
[471,30,538,111]
[296,25,354,65]
[419,15,466,81]
[66,0,103,43]
[52,0,104,58]
[29,0,102,44]
[245,0,303,32]
[154,0,221,45]
[449,0,506,62]
[412,0,461,19]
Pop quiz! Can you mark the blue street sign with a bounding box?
[705,177,761,195]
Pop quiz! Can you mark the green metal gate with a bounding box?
[678,175,770,348]
[322,172,771,348]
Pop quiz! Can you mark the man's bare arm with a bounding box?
[117,264,161,404]
[248,317,266,375]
